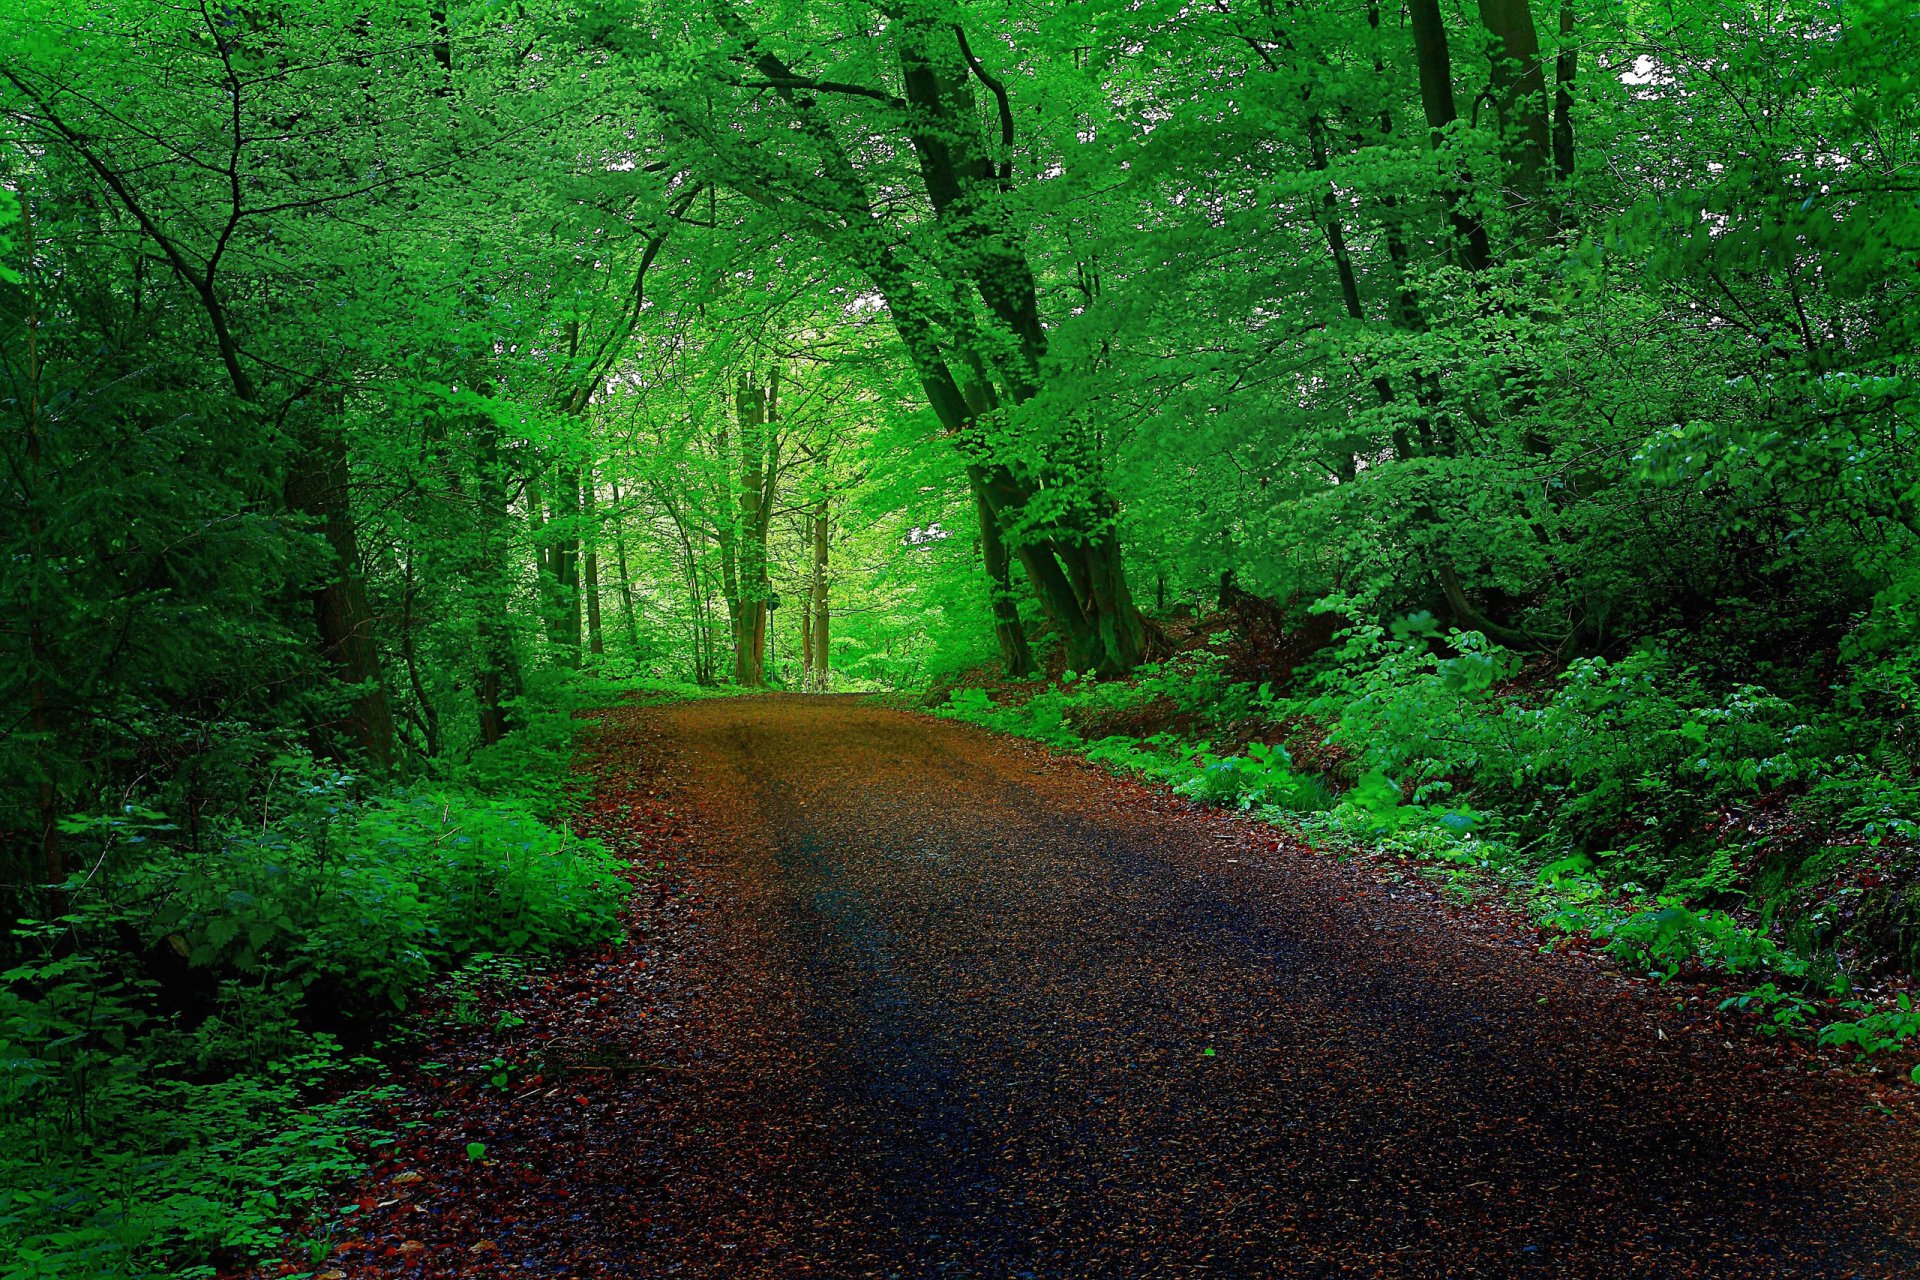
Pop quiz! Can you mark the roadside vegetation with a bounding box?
[0,676,711,1279]
[937,605,1920,1070]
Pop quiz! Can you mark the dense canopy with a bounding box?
[9,0,1917,804]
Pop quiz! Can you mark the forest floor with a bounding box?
[286,694,1920,1279]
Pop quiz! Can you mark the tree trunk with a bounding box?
[584,549,604,656]
[19,203,59,881]
[285,419,395,769]
[532,468,583,667]
[718,521,741,670]
[809,496,831,690]
[472,415,521,747]
[1406,0,1494,273]
[1552,0,1577,183]
[1476,0,1554,215]
[399,551,440,759]
[967,464,1034,678]
[552,468,583,663]
[801,592,815,684]
[582,470,604,657]
[608,473,643,650]
[732,370,777,688]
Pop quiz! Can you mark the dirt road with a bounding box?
[324,695,1920,1278]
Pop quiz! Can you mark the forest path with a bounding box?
[324,695,1920,1279]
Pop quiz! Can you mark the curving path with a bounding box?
[317,695,1920,1279]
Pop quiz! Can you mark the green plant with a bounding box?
[0,945,396,1280]
[1819,993,1920,1057]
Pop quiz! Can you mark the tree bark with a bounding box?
[18,200,60,881]
[809,495,831,690]
[533,468,583,666]
[284,415,395,769]
[472,411,521,747]
[1552,0,1577,184]
[1406,0,1493,273]
[608,472,643,649]
[582,469,605,657]
[399,551,440,759]
[1476,0,1554,214]
[801,591,815,684]
[732,369,778,688]
[968,464,1035,677]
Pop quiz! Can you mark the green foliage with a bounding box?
[0,923,397,1279]
[1819,993,1920,1058]
[1174,742,1331,813]
[1587,904,1805,985]
[152,786,623,1016]
[940,653,1330,819]
[0,731,626,1277]
[1303,627,1821,885]
[3,0,1919,1261]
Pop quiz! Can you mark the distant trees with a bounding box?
[600,0,1152,673]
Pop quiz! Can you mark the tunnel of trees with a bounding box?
[2,0,1917,1272]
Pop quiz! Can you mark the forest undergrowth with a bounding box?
[0,676,715,1280]
[935,610,1920,1082]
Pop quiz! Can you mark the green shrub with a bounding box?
[0,927,397,1279]
[1302,626,1817,886]
[1170,742,1332,813]
[133,781,626,1018]
[1,753,629,1277]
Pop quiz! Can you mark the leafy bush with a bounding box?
[1303,625,1819,885]
[1818,993,1920,1058]
[0,923,398,1279]
[1170,742,1332,813]
[1,753,629,1277]
[940,664,1328,820]
[140,783,626,1018]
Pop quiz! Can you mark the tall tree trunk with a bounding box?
[533,468,583,667]
[717,521,741,671]
[472,412,521,747]
[973,462,1143,676]
[19,202,59,881]
[656,484,710,683]
[732,370,777,688]
[399,551,440,759]
[800,591,815,684]
[967,464,1034,678]
[608,473,643,649]
[1476,0,1553,217]
[584,550,604,656]
[285,416,395,769]
[1552,0,1578,183]
[582,469,605,657]
[1406,0,1494,272]
[552,468,583,662]
[809,495,831,691]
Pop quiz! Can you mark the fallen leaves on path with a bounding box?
[247,696,1920,1279]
